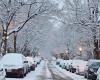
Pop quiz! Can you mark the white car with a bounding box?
[56,59,63,65]
[64,60,73,71]
[34,57,42,65]
[0,66,6,80]
[1,53,28,78]
[75,61,87,75]
[26,56,36,71]
[70,60,87,74]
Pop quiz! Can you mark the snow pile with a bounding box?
[52,61,87,80]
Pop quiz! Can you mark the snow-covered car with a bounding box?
[68,60,87,74]
[26,57,33,72]
[0,65,6,80]
[59,60,66,68]
[84,60,100,80]
[71,60,87,75]
[56,59,63,65]
[34,57,42,65]
[1,53,28,78]
[65,60,73,71]
[69,60,82,73]
[26,56,36,71]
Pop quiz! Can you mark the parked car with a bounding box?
[26,56,36,71]
[71,60,87,75]
[69,60,81,73]
[26,57,33,72]
[0,65,6,80]
[59,60,66,68]
[56,59,62,65]
[68,60,87,74]
[76,61,87,75]
[65,60,73,71]
[34,57,42,65]
[84,60,100,80]
[1,53,28,78]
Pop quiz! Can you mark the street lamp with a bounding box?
[79,47,83,53]
[79,47,83,56]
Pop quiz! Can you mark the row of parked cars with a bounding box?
[0,53,42,80]
[56,59,100,80]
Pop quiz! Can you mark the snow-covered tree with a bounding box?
[0,0,52,54]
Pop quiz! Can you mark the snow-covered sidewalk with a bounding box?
[51,61,87,80]
[6,60,45,80]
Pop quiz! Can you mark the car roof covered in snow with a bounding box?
[0,53,26,65]
[26,56,34,62]
[87,59,100,65]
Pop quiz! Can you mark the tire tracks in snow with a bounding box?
[37,60,73,80]
[48,61,73,80]
[37,60,53,80]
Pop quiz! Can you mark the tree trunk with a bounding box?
[3,31,8,55]
[14,32,17,53]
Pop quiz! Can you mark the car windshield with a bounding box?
[90,62,100,68]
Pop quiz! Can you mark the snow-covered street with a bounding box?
[5,60,88,80]
[0,0,100,80]
[48,61,87,80]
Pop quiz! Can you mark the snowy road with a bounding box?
[35,60,73,80]
[5,60,87,80]
[48,61,73,80]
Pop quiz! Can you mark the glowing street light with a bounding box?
[79,47,83,53]
[78,47,83,56]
